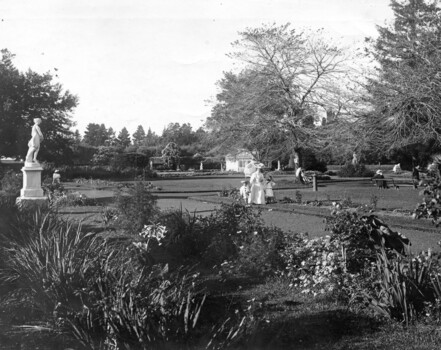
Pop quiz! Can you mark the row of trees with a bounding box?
[2,1,439,170]
[206,0,441,169]
[80,122,206,149]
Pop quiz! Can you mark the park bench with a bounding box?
[371,178,415,189]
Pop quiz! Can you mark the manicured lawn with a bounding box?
[60,175,441,253]
[276,181,422,211]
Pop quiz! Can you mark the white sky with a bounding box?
[0,0,394,136]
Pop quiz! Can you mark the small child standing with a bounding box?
[265,176,276,204]
[239,180,250,202]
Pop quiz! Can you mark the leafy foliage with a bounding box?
[365,0,441,150]
[0,169,21,195]
[114,181,159,234]
[0,49,78,163]
[337,163,374,177]
[207,23,356,158]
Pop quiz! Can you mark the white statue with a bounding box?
[25,118,44,163]
[352,152,359,166]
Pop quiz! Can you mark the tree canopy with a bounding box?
[83,123,114,147]
[0,49,78,164]
[206,24,355,161]
[365,0,441,151]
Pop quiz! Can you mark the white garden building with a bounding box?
[225,150,255,172]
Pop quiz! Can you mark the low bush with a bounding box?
[0,169,21,195]
[337,163,374,178]
[61,165,157,181]
[159,203,289,277]
[114,181,160,234]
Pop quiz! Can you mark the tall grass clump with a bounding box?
[0,203,209,349]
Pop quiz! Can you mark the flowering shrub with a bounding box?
[414,179,441,226]
[282,235,356,296]
[132,224,166,251]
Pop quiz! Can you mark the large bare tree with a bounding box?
[207,23,359,164]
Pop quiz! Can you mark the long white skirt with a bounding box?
[248,183,265,204]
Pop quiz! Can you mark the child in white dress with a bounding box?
[265,176,276,203]
[239,180,250,202]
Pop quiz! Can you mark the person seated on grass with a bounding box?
[372,169,388,189]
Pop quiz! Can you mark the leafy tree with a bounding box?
[365,0,441,152]
[83,123,111,147]
[161,123,198,146]
[91,146,119,166]
[73,129,82,144]
[144,127,160,146]
[106,127,116,146]
[0,49,78,164]
[207,24,354,164]
[132,125,146,146]
[116,127,131,148]
[161,142,181,169]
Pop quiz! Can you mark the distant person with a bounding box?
[296,167,305,184]
[372,169,387,189]
[265,175,276,204]
[392,163,402,174]
[248,164,266,205]
[52,169,61,184]
[427,162,440,180]
[412,166,421,189]
[239,180,250,201]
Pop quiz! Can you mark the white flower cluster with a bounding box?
[139,224,167,243]
[132,224,167,251]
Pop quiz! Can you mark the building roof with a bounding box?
[225,150,254,161]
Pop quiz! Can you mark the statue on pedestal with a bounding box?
[25,118,43,164]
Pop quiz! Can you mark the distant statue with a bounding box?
[25,118,44,163]
[352,152,359,166]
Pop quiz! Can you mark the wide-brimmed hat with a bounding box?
[376,169,382,175]
[255,163,265,169]
[54,169,59,173]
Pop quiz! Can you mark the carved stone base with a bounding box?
[20,163,45,199]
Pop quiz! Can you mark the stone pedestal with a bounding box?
[19,162,46,199]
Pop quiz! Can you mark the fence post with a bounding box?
[312,173,318,191]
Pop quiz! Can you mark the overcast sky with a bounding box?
[0,0,394,136]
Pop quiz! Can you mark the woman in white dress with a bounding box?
[248,164,266,205]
